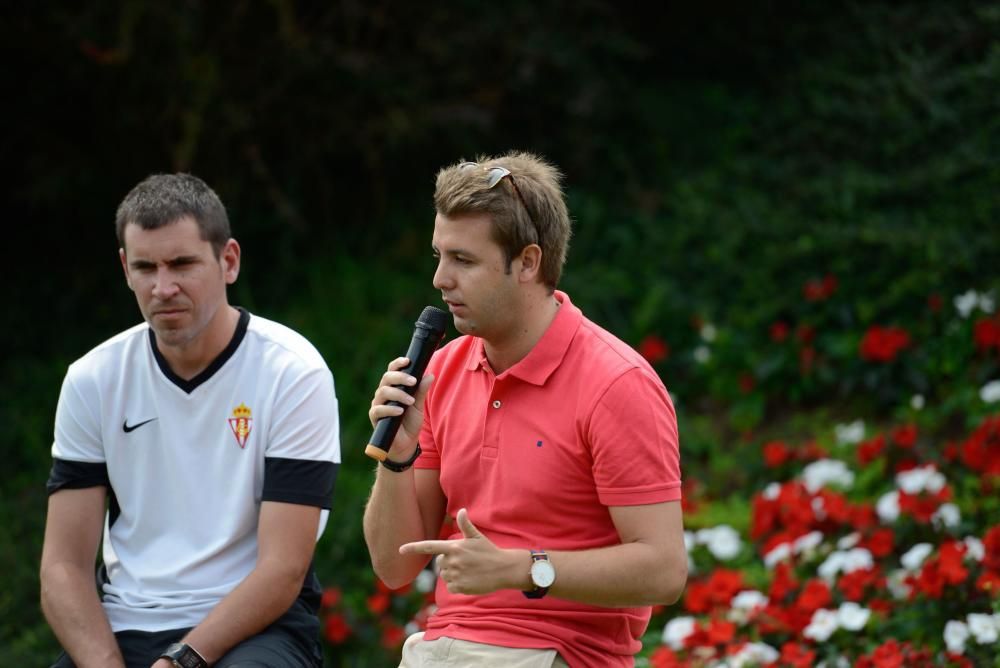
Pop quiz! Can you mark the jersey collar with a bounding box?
[149,307,250,394]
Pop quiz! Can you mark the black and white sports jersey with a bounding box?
[47,309,340,632]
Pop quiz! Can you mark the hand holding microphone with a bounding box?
[366,306,449,462]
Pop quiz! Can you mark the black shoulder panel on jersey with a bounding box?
[262,457,338,509]
[46,459,110,495]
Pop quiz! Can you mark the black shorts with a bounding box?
[50,598,323,668]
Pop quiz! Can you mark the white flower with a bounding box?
[698,525,743,561]
[896,465,945,494]
[932,503,961,529]
[955,290,980,318]
[793,531,824,556]
[944,620,970,654]
[877,490,900,522]
[901,543,934,571]
[693,345,711,364]
[763,482,781,500]
[662,616,696,650]
[803,608,839,641]
[966,612,1000,644]
[836,602,871,631]
[802,459,855,493]
[837,532,861,550]
[817,548,873,581]
[835,420,865,445]
[910,394,925,410]
[816,659,851,668]
[731,590,768,611]
[715,642,779,667]
[415,569,437,593]
[981,380,1000,403]
[886,569,912,600]
[964,536,985,562]
[700,323,717,342]
[764,542,792,569]
[728,590,768,625]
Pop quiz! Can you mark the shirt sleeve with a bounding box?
[263,365,340,508]
[48,364,109,494]
[587,366,682,506]
[414,351,444,470]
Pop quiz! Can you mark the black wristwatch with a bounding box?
[159,642,208,668]
[381,444,422,472]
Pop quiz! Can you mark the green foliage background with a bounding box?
[1,1,997,665]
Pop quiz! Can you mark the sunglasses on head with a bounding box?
[459,161,535,226]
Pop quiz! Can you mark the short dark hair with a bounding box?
[434,151,571,290]
[115,173,231,257]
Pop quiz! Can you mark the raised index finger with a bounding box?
[399,539,455,555]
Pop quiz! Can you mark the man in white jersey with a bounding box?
[40,173,340,668]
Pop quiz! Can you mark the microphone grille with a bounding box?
[417,305,450,333]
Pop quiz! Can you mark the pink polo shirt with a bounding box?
[416,291,681,667]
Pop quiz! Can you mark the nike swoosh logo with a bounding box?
[122,417,158,433]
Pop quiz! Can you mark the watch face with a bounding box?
[531,559,556,588]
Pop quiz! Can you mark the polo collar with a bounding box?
[463,291,582,386]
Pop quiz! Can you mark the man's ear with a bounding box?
[119,248,133,290]
[517,244,543,284]
[221,238,241,285]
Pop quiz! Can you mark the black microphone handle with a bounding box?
[365,324,443,461]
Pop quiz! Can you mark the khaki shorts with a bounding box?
[399,632,570,667]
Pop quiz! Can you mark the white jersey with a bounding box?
[48,309,340,632]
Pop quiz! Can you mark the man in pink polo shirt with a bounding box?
[363,151,686,667]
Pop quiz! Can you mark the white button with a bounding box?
[492,400,502,408]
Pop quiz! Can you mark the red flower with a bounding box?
[638,335,670,364]
[796,324,816,344]
[857,434,885,465]
[975,570,1000,596]
[804,274,838,301]
[838,566,885,601]
[762,440,790,468]
[649,646,684,668]
[323,613,351,644]
[795,578,831,612]
[366,591,390,615]
[859,325,911,362]
[960,415,1000,476]
[321,586,342,609]
[982,523,1000,572]
[974,317,1000,351]
[891,424,918,448]
[380,622,406,649]
[770,321,790,342]
[705,617,736,645]
[863,528,895,558]
[738,372,755,394]
[768,562,799,603]
[898,486,951,523]
[777,641,816,668]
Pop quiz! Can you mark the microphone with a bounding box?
[365,305,449,462]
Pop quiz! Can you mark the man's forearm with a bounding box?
[363,466,436,588]
[537,542,687,607]
[41,564,125,668]
[180,557,308,663]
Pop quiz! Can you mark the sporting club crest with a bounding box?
[228,403,253,449]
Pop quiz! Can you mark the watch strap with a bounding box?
[523,549,551,599]
[381,443,422,472]
[159,642,208,668]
